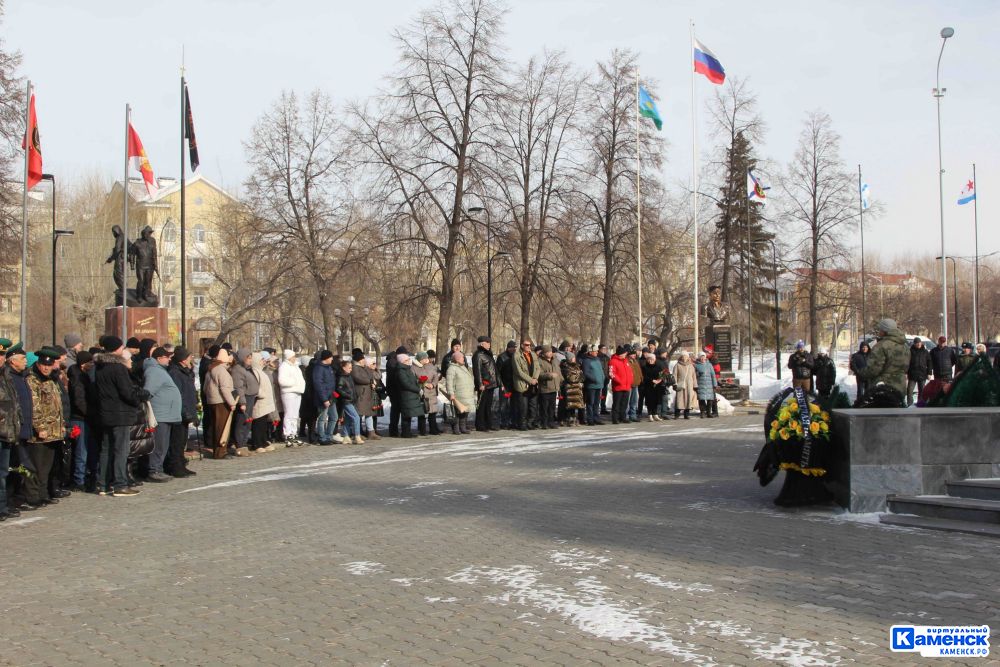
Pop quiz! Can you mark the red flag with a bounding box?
[127,123,159,199]
[21,93,42,190]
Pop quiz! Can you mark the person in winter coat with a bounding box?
[496,341,517,428]
[142,349,182,481]
[394,353,424,438]
[67,350,96,490]
[336,360,363,444]
[672,352,697,419]
[535,346,560,429]
[230,349,259,453]
[385,346,406,437]
[277,350,306,445]
[472,336,498,432]
[857,319,909,396]
[512,340,541,430]
[198,345,218,440]
[350,351,381,440]
[311,351,341,445]
[929,336,957,381]
[597,344,611,415]
[22,350,65,507]
[0,350,29,518]
[956,342,976,374]
[412,352,441,436]
[608,346,633,424]
[248,352,279,452]
[559,356,586,426]
[906,338,933,406]
[641,352,665,421]
[445,351,476,435]
[626,348,643,422]
[166,346,198,476]
[850,341,871,405]
[580,345,606,426]
[787,341,814,392]
[693,352,719,418]
[440,338,463,377]
[812,348,837,398]
[204,348,238,459]
[95,336,146,496]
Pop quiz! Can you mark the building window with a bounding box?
[0,297,12,313]
[163,257,177,278]
[193,294,206,310]
[162,221,177,243]
[164,293,177,309]
[193,225,206,243]
[189,257,208,273]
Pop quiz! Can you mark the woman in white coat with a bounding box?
[277,349,306,444]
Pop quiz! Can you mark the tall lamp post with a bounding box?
[41,174,75,345]
[348,295,356,352]
[751,238,781,381]
[936,256,959,342]
[467,206,496,339]
[934,26,955,341]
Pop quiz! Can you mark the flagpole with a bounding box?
[635,68,643,344]
[858,165,866,341]
[180,71,187,347]
[746,190,753,386]
[122,103,130,342]
[19,81,31,346]
[972,162,979,343]
[690,20,700,353]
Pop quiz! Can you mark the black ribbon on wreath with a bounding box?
[793,386,813,471]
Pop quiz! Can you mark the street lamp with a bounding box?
[934,26,955,341]
[467,206,497,339]
[935,256,959,342]
[751,238,782,382]
[40,174,75,345]
[348,295,356,353]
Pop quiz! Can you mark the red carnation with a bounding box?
[333,391,340,399]
[483,380,490,386]
[503,392,512,399]
[69,425,82,440]
[419,375,429,383]
[272,420,280,427]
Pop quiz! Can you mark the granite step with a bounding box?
[946,479,1000,502]
[886,495,1000,524]
[879,513,1000,538]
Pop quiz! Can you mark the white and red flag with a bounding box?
[127,123,158,198]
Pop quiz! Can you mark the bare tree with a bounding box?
[354,0,506,353]
[483,50,582,339]
[244,90,362,348]
[783,111,855,351]
[576,49,664,345]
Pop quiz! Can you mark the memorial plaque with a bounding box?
[105,306,169,342]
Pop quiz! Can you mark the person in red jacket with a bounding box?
[608,345,633,424]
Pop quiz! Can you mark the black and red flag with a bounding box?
[184,84,199,171]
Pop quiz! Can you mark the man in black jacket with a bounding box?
[0,349,28,519]
[496,341,517,428]
[385,346,406,437]
[812,348,837,398]
[906,338,933,406]
[67,351,97,490]
[788,340,814,392]
[597,344,611,415]
[929,335,957,381]
[95,336,146,497]
[166,346,198,477]
[472,336,498,432]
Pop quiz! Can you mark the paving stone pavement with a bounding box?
[2,415,997,666]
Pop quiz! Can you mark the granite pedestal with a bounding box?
[827,407,1000,512]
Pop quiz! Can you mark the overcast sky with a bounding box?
[6,0,998,263]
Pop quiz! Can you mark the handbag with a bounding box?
[142,401,158,430]
[374,376,388,401]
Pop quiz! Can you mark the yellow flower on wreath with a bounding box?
[788,401,798,412]
[769,428,778,441]
[771,419,780,430]
[819,422,829,433]
[779,428,790,440]
[810,421,821,435]
[820,411,830,422]
[809,403,821,415]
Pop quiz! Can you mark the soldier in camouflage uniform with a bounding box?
[23,350,66,508]
[858,318,910,395]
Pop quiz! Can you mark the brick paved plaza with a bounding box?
[2,416,997,666]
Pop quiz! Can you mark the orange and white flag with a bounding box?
[126,123,158,199]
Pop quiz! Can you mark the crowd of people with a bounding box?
[0,332,731,520]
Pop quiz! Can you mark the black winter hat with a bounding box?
[320,350,335,361]
[220,342,233,351]
[506,340,516,350]
[172,346,192,363]
[101,335,124,352]
[352,349,365,361]
[426,349,436,359]
[207,345,221,358]
[76,350,93,365]
[477,335,491,343]
[125,337,141,349]
[395,345,409,355]
[450,338,461,347]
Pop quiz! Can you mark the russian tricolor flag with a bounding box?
[693,39,726,85]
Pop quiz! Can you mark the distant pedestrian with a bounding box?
[906,338,932,406]
[788,341,814,393]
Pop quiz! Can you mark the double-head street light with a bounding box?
[41,174,75,345]
[467,206,503,340]
[935,26,955,341]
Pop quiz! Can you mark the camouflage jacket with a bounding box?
[26,367,65,444]
[858,329,909,394]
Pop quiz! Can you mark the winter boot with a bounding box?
[459,415,471,434]
[418,418,427,436]
[451,419,460,435]
[683,409,690,420]
[711,400,719,417]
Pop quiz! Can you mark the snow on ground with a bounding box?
[731,350,860,403]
